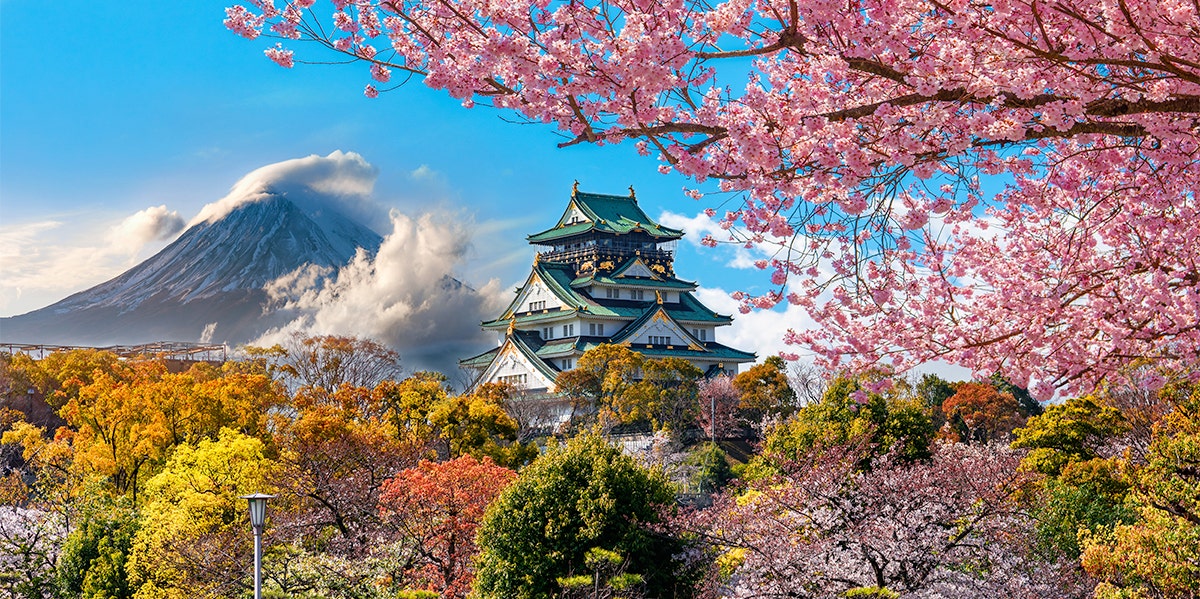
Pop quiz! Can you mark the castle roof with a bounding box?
[483,260,732,329]
[526,190,683,244]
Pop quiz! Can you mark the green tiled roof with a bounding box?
[527,190,684,244]
[571,274,697,290]
[459,331,563,381]
[484,260,732,332]
[629,342,756,362]
[459,346,500,369]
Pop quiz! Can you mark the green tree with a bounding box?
[55,497,140,599]
[732,356,797,426]
[759,375,935,471]
[473,434,696,599]
[125,429,278,599]
[1011,394,1128,477]
[556,345,644,429]
[1080,380,1200,599]
[637,357,702,435]
[914,373,957,429]
[427,387,536,468]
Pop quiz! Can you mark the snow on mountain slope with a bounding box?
[1,193,382,345]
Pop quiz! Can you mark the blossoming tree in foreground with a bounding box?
[226,0,1200,398]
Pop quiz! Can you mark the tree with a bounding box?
[556,344,644,429]
[427,387,536,467]
[473,434,697,599]
[55,497,140,599]
[637,357,703,435]
[271,334,403,392]
[227,0,1199,399]
[1079,380,1200,599]
[760,374,935,469]
[732,356,798,426]
[378,456,516,598]
[1011,394,1128,477]
[941,382,1026,444]
[686,441,1090,598]
[125,429,279,599]
[0,507,65,599]
[696,376,739,441]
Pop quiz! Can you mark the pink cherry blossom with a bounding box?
[224,0,1200,397]
[265,44,294,68]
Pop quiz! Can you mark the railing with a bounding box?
[1,341,228,363]
[538,247,674,266]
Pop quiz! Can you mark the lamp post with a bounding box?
[240,493,274,599]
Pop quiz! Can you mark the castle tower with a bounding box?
[460,186,755,393]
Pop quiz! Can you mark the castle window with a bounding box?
[589,323,606,336]
[529,300,546,311]
[563,324,575,337]
[606,288,618,299]
[649,335,671,346]
[631,289,644,300]
[499,374,528,386]
[543,327,553,339]
[561,358,574,370]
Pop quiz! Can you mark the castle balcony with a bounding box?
[538,246,674,266]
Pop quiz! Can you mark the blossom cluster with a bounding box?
[224,0,1200,397]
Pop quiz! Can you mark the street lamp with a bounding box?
[240,493,275,599]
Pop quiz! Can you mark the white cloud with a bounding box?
[0,206,187,317]
[696,286,819,365]
[191,150,387,232]
[107,205,185,253]
[253,209,511,377]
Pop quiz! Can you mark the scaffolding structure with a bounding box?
[1,341,228,363]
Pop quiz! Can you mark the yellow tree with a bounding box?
[60,361,173,502]
[126,429,278,599]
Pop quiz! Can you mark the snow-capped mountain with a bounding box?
[0,194,383,346]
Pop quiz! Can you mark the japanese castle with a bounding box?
[461,185,755,393]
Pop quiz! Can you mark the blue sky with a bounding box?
[0,0,815,362]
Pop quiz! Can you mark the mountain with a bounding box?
[0,194,383,346]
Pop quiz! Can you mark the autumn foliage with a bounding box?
[379,456,516,598]
[4,344,1200,599]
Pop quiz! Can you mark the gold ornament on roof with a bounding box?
[656,290,663,304]
[572,180,580,195]
[651,263,666,274]
[629,185,636,199]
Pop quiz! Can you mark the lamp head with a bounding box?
[240,493,275,530]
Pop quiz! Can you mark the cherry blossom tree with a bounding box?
[684,440,1093,598]
[226,0,1200,398]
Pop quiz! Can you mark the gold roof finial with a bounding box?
[507,320,516,335]
[572,180,580,195]
[628,185,636,199]
[656,290,663,304]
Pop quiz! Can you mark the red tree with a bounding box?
[942,382,1026,443]
[378,455,516,598]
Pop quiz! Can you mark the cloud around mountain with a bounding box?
[191,150,390,234]
[254,209,510,379]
